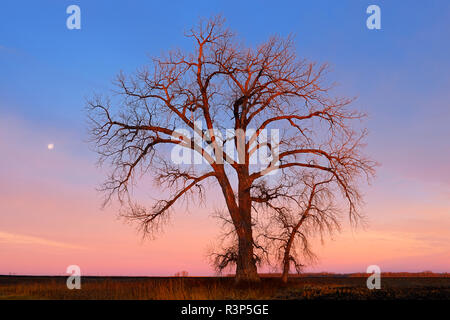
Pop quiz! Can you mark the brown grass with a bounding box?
[0,275,449,300]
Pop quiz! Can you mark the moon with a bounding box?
[47,143,54,150]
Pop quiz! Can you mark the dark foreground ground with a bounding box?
[0,275,449,300]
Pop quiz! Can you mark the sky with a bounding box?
[0,0,449,276]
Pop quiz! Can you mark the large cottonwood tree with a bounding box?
[88,16,375,282]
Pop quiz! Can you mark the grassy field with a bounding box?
[0,275,449,300]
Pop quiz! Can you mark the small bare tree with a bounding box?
[255,172,341,283]
[87,16,376,282]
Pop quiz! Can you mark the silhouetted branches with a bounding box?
[88,15,376,281]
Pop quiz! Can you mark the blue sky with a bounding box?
[1,0,449,184]
[1,0,449,125]
[1,1,449,274]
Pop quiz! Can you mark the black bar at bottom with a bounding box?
[0,300,447,318]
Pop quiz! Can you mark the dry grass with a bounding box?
[0,277,278,300]
[0,276,449,300]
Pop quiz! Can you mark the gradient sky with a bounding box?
[1,0,449,276]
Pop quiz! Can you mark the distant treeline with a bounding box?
[238,272,450,278]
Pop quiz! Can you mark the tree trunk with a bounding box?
[235,218,259,282]
[281,211,309,283]
[281,238,294,283]
[235,168,259,283]
[214,165,259,282]
[281,251,290,283]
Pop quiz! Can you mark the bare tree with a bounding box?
[87,16,376,282]
[254,172,341,283]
